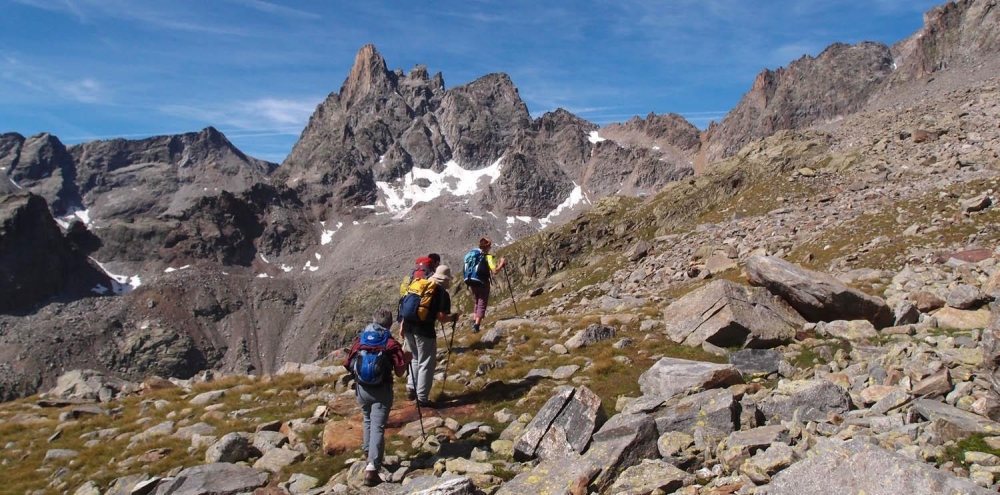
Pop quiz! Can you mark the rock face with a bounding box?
[746,255,893,328]
[888,0,1000,85]
[663,280,805,349]
[0,193,112,314]
[703,42,894,163]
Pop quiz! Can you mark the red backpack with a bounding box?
[399,257,435,296]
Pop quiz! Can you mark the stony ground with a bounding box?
[2,69,1000,495]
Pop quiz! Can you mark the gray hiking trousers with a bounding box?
[403,331,437,402]
[355,383,393,469]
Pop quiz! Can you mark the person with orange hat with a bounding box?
[463,237,505,333]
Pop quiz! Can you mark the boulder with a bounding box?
[910,399,1000,441]
[606,459,692,494]
[651,388,738,435]
[758,438,993,494]
[894,301,920,325]
[913,291,946,312]
[152,463,269,495]
[252,448,303,473]
[817,320,877,340]
[565,324,617,350]
[946,284,986,310]
[515,386,604,460]
[728,349,785,375]
[663,280,804,348]
[205,432,255,464]
[934,307,991,330]
[745,256,893,328]
[756,379,851,422]
[911,368,952,399]
[46,369,137,403]
[582,413,661,493]
[496,454,596,495]
[638,357,744,400]
[719,425,789,470]
[741,441,796,484]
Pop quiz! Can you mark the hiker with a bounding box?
[399,253,441,297]
[343,307,412,487]
[464,237,505,333]
[401,264,460,408]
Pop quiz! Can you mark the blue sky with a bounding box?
[1,0,943,163]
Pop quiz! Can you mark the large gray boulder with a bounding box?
[746,256,893,328]
[205,432,255,464]
[651,388,739,435]
[514,386,604,461]
[728,349,785,376]
[152,463,269,495]
[663,280,804,348]
[499,413,660,495]
[755,379,852,423]
[582,413,661,492]
[638,357,744,400]
[758,438,993,494]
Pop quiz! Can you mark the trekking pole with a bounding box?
[439,317,458,398]
[502,264,519,316]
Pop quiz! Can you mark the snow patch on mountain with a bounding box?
[90,258,141,295]
[587,130,606,144]
[321,221,343,245]
[539,185,590,228]
[375,158,503,218]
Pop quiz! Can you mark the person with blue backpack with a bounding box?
[464,237,505,333]
[344,307,411,487]
[399,264,460,408]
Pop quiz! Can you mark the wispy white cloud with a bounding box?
[225,0,321,20]
[12,0,249,35]
[0,55,109,104]
[159,96,321,131]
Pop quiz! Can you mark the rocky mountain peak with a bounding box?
[339,44,396,110]
[888,0,1000,86]
[702,40,894,164]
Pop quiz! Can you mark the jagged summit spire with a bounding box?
[339,44,395,110]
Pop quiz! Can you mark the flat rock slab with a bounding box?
[252,447,303,473]
[638,357,744,400]
[606,459,692,494]
[496,454,596,495]
[746,255,893,328]
[756,379,851,423]
[652,388,738,435]
[728,349,785,375]
[758,438,993,494]
[933,307,991,330]
[663,280,803,349]
[152,463,269,495]
[911,399,1000,439]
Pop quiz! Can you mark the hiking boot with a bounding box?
[406,388,416,401]
[416,399,440,409]
[364,469,381,487]
[472,323,480,333]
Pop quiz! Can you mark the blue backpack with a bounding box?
[464,249,485,284]
[350,326,391,386]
